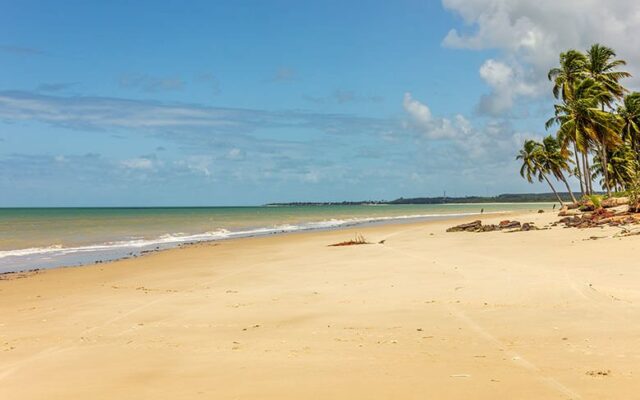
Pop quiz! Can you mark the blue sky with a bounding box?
[1,0,637,206]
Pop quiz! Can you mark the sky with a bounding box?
[1,0,640,206]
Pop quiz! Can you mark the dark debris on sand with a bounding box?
[446,220,538,233]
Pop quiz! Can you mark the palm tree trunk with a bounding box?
[600,145,612,196]
[573,142,585,196]
[582,152,591,195]
[560,172,577,203]
[541,173,564,206]
[584,153,593,194]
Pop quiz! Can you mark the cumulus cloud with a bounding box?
[477,59,537,114]
[442,0,640,115]
[403,92,464,140]
[402,92,530,160]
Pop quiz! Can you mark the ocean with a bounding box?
[0,203,554,273]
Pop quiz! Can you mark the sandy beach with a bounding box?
[1,210,639,399]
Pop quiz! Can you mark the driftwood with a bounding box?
[553,208,640,229]
[328,233,370,247]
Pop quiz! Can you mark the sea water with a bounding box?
[0,203,553,273]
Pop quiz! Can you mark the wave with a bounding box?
[0,210,503,261]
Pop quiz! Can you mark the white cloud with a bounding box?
[403,92,461,139]
[477,59,538,114]
[442,0,640,114]
[121,158,154,170]
[402,92,532,160]
[226,148,244,160]
[175,156,212,177]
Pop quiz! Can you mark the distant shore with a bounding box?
[2,210,639,399]
[265,192,570,206]
[0,203,551,274]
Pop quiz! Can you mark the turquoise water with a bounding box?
[0,203,554,273]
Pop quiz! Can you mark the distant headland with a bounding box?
[265,192,574,206]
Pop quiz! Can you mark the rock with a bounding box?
[521,222,537,231]
[567,202,581,209]
[538,209,544,213]
[446,220,482,232]
[602,197,629,208]
[499,220,521,229]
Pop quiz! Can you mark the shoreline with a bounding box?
[0,208,524,275]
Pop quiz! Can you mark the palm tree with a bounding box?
[546,78,618,196]
[548,50,588,195]
[585,44,630,105]
[540,135,577,203]
[591,111,623,196]
[592,145,636,192]
[548,50,588,101]
[517,139,564,205]
[619,92,640,163]
[584,44,630,195]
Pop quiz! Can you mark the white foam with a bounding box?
[0,211,504,261]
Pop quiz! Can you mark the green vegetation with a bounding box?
[588,194,603,209]
[520,43,640,203]
[267,192,576,206]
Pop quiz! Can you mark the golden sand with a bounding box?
[1,211,639,399]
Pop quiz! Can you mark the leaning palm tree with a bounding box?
[547,78,618,195]
[540,135,577,203]
[516,139,564,205]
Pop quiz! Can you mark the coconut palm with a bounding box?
[619,92,640,162]
[585,44,630,104]
[592,145,636,192]
[546,78,619,195]
[591,112,623,195]
[548,50,589,195]
[548,50,588,101]
[583,44,629,195]
[516,139,564,205]
[540,135,577,203]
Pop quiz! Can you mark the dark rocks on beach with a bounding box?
[447,220,534,233]
[446,220,482,232]
[499,220,521,229]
